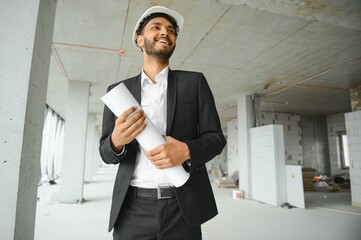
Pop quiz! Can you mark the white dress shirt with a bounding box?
[129,67,172,188]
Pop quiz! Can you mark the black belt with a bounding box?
[128,186,175,199]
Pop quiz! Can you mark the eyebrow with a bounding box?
[150,21,175,30]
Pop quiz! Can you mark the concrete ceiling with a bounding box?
[47,0,361,126]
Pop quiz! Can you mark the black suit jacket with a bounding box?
[99,70,226,232]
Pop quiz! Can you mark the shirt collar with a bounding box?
[141,66,169,86]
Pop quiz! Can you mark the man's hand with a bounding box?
[145,136,190,169]
[111,106,147,152]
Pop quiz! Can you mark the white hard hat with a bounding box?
[133,6,184,49]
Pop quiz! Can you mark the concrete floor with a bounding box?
[35,165,361,240]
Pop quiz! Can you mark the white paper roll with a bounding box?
[101,83,190,187]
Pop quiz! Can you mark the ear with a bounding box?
[136,35,144,48]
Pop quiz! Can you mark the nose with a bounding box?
[159,27,168,36]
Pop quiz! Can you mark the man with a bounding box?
[99,6,226,240]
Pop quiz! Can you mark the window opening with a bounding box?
[339,131,350,169]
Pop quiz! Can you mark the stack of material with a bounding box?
[333,173,351,189]
[214,178,237,188]
[323,182,341,192]
[302,168,316,191]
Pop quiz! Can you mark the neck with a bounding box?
[143,54,169,83]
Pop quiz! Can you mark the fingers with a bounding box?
[152,159,171,169]
[146,145,176,169]
[145,146,164,166]
[111,107,147,148]
[149,155,172,169]
[145,145,162,158]
[118,106,138,122]
[145,137,190,169]
[116,107,146,132]
[127,117,147,139]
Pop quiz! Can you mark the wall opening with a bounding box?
[339,131,350,169]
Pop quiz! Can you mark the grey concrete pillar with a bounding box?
[84,113,96,183]
[0,1,56,239]
[60,81,90,203]
[237,95,255,198]
[350,86,361,112]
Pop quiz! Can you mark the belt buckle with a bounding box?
[157,187,172,199]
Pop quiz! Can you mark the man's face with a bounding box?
[137,17,177,59]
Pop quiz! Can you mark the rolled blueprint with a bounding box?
[101,83,190,187]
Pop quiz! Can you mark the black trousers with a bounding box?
[113,193,202,240]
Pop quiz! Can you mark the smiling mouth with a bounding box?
[155,38,171,46]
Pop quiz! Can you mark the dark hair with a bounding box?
[136,12,179,36]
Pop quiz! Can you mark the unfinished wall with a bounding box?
[259,112,303,166]
[227,119,238,178]
[345,110,361,207]
[326,113,349,176]
[301,116,330,175]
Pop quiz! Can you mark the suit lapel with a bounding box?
[166,70,177,135]
[131,74,142,105]
[127,74,141,151]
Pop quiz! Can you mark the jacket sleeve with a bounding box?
[99,86,127,165]
[184,73,226,173]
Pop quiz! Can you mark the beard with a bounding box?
[143,37,175,60]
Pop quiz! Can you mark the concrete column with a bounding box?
[0,1,56,239]
[60,81,90,203]
[227,119,238,178]
[237,95,255,198]
[345,111,361,207]
[350,86,361,111]
[84,113,96,183]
